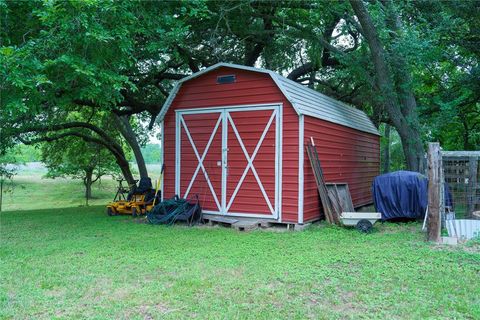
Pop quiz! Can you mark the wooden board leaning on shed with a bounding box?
[306,138,340,224]
[326,183,355,213]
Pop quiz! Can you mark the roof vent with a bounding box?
[217,75,236,84]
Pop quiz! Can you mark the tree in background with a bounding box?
[2,0,479,176]
[42,138,119,205]
[379,123,406,173]
[412,1,480,151]
[139,144,161,164]
[0,153,18,212]
[0,1,185,183]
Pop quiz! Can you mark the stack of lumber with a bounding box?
[306,138,341,224]
[326,183,355,214]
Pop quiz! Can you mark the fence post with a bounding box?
[427,142,441,243]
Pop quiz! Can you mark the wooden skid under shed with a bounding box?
[202,214,309,231]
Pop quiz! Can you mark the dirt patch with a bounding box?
[305,285,368,318]
[45,287,67,298]
[132,218,148,224]
[330,291,360,313]
[376,222,421,234]
[214,266,246,278]
[120,217,148,224]
[431,241,480,254]
[137,303,176,319]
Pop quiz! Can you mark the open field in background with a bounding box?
[1,206,479,319]
[1,163,164,212]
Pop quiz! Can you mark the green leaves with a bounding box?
[41,137,119,181]
[2,0,478,169]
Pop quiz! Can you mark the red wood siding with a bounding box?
[303,116,380,222]
[162,67,299,222]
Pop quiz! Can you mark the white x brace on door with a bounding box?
[175,104,281,218]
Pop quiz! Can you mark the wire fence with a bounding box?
[442,152,479,218]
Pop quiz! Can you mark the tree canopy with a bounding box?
[1,0,478,178]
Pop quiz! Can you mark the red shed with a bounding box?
[157,63,380,224]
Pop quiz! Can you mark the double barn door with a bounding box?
[175,105,281,218]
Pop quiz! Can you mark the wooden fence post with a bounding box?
[427,142,441,243]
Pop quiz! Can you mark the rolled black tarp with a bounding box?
[372,170,452,221]
[373,171,427,220]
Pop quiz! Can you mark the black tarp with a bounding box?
[127,177,159,203]
[372,170,452,221]
[373,171,427,220]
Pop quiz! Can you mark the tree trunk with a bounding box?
[85,180,92,200]
[117,158,136,187]
[0,179,3,212]
[400,127,426,173]
[84,168,93,206]
[112,114,149,179]
[383,124,391,173]
[382,0,426,173]
[350,0,425,173]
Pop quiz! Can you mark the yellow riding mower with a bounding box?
[107,177,160,217]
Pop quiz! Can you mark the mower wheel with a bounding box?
[132,207,137,217]
[107,207,115,216]
[355,219,373,233]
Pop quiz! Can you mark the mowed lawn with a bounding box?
[1,163,164,212]
[1,205,479,319]
[1,166,117,212]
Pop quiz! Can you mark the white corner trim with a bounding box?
[298,114,304,224]
[160,120,165,201]
[156,83,180,123]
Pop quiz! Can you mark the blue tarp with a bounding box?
[372,170,453,221]
[373,171,428,220]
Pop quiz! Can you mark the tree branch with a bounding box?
[18,130,135,185]
[287,62,318,81]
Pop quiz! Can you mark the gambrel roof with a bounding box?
[156,63,380,135]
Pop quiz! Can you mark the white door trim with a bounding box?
[175,103,283,114]
[221,110,228,215]
[175,104,282,219]
[175,113,181,196]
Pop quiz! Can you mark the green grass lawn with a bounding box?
[1,206,479,319]
[1,162,166,212]
[1,164,117,211]
[2,175,117,211]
